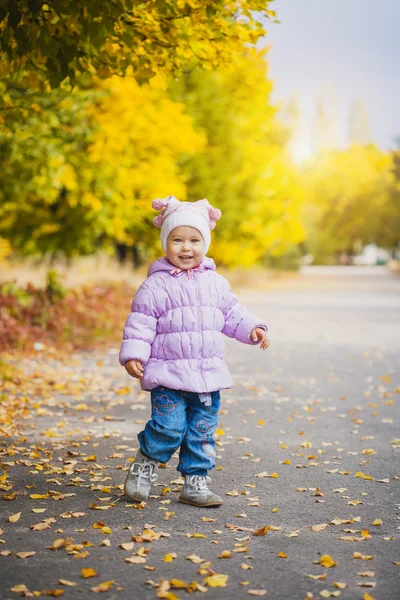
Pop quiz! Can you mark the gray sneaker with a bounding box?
[124,449,159,502]
[179,475,222,507]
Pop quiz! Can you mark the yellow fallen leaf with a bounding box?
[241,563,253,570]
[371,519,382,526]
[307,574,327,580]
[15,552,36,559]
[218,550,232,558]
[272,508,278,513]
[30,493,50,499]
[8,512,21,523]
[169,579,188,589]
[81,568,98,578]
[248,590,267,596]
[253,525,269,536]
[333,582,347,589]
[277,552,287,558]
[363,593,376,600]
[91,580,115,592]
[100,527,112,534]
[186,533,206,538]
[58,580,77,587]
[32,508,46,514]
[353,552,374,560]
[319,591,341,598]
[354,472,374,480]
[162,553,177,562]
[357,571,375,577]
[362,449,376,455]
[185,553,203,563]
[319,554,337,568]
[83,455,97,462]
[203,573,228,588]
[41,590,64,597]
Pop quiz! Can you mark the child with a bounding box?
[119,196,269,507]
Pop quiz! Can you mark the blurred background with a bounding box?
[0,0,399,353]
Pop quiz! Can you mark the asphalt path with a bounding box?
[1,266,399,600]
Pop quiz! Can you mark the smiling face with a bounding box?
[166,226,205,270]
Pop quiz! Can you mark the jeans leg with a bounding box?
[177,391,220,476]
[138,387,188,464]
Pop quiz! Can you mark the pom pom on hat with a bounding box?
[151,196,221,253]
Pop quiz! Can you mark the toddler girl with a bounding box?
[119,196,269,507]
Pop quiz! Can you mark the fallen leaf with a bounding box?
[91,580,115,593]
[333,582,347,589]
[371,519,382,526]
[185,554,204,563]
[8,512,21,523]
[277,552,287,558]
[353,552,374,560]
[203,573,228,588]
[119,542,135,551]
[58,580,77,587]
[311,524,329,532]
[81,568,98,578]
[248,590,268,596]
[253,525,269,537]
[319,555,337,568]
[15,552,36,559]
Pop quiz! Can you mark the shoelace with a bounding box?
[131,461,158,488]
[187,475,213,496]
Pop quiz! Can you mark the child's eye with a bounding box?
[191,239,199,243]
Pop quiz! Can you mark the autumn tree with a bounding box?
[0,1,276,92]
[169,49,305,267]
[301,144,393,264]
[0,74,204,258]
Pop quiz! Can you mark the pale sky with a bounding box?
[259,0,400,160]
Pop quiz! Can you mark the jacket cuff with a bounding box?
[235,316,268,345]
[119,339,151,366]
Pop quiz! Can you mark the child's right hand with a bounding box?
[125,359,144,379]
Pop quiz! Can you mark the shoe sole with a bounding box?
[179,496,223,507]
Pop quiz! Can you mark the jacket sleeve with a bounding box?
[220,278,268,345]
[119,283,158,366]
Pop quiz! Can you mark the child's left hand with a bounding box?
[251,327,270,350]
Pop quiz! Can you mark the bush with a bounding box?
[0,277,136,352]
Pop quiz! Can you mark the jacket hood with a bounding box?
[147,256,216,277]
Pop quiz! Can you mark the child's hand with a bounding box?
[125,359,144,379]
[251,327,270,350]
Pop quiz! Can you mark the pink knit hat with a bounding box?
[152,195,222,254]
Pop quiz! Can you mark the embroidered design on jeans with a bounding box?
[153,394,180,417]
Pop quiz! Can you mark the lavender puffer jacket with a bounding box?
[119,257,268,393]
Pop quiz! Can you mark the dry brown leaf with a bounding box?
[253,525,269,537]
[311,524,329,532]
[15,552,36,559]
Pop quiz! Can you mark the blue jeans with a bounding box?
[138,386,221,476]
